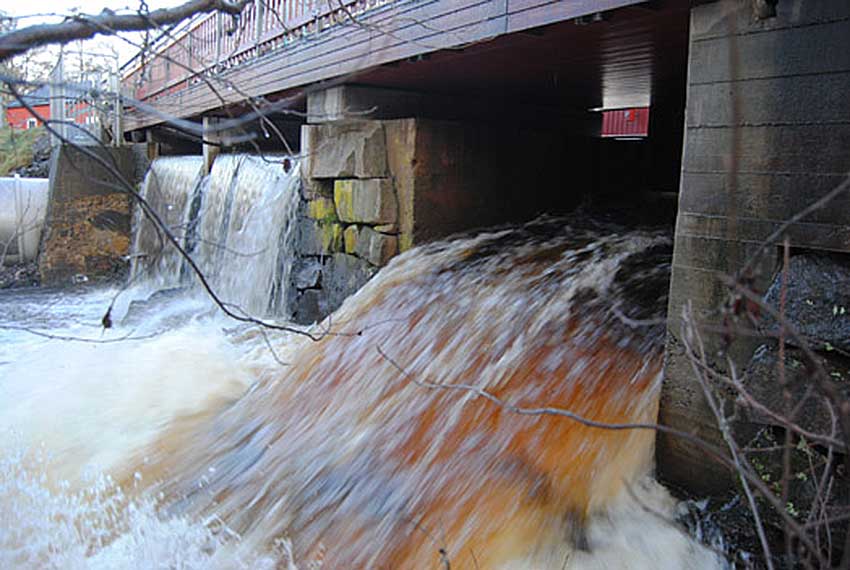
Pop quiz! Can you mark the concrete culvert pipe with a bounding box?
[0,176,49,266]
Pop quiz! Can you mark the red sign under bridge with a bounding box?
[601,107,649,138]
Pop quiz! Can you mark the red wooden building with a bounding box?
[4,85,50,130]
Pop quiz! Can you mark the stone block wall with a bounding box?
[39,144,140,286]
[290,121,403,323]
[387,118,582,245]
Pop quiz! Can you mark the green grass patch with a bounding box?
[0,127,45,176]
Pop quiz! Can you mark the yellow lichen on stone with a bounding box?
[399,234,414,253]
[319,221,343,253]
[333,180,355,221]
[344,225,359,254]
[307,197,338,221]
[374,223,397,234]
[333,178,396,224]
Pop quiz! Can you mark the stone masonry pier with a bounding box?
[286,86,586,322]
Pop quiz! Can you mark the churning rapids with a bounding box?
[1,155,726,569]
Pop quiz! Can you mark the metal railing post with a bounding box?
[13,174,24,263]
[255,0,264,47]
[188,28,194,69]
[49,51,66,146]
[216,12,223,68]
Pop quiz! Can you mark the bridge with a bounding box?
[121,0,688,136]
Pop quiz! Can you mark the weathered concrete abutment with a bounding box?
[658,0,850,494]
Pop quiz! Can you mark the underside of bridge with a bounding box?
[139,1,691,227]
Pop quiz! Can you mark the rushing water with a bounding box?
[0,156,726,569]
[131,154,299,316]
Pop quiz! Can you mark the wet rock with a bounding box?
[293,258,322,290]
[0,261,40,289]
[761,254,850,353]
[744,343,850,435]
[322,253,377,314]
[295,216,343,255]
[287,253,377,324]
[121,287,188,327]
[290,288,326,324]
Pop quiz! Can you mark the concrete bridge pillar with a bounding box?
[658,0,850,493]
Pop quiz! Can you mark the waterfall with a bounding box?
[131,156,204,289]
[131,154,300,316]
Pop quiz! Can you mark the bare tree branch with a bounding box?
[0,0,250,62]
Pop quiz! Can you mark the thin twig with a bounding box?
[375,345,731,462]
[682,304,776,570]
[0,323,160,343]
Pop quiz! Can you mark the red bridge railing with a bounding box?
[122,0,393,104]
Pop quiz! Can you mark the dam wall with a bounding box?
[29,0,850,507]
